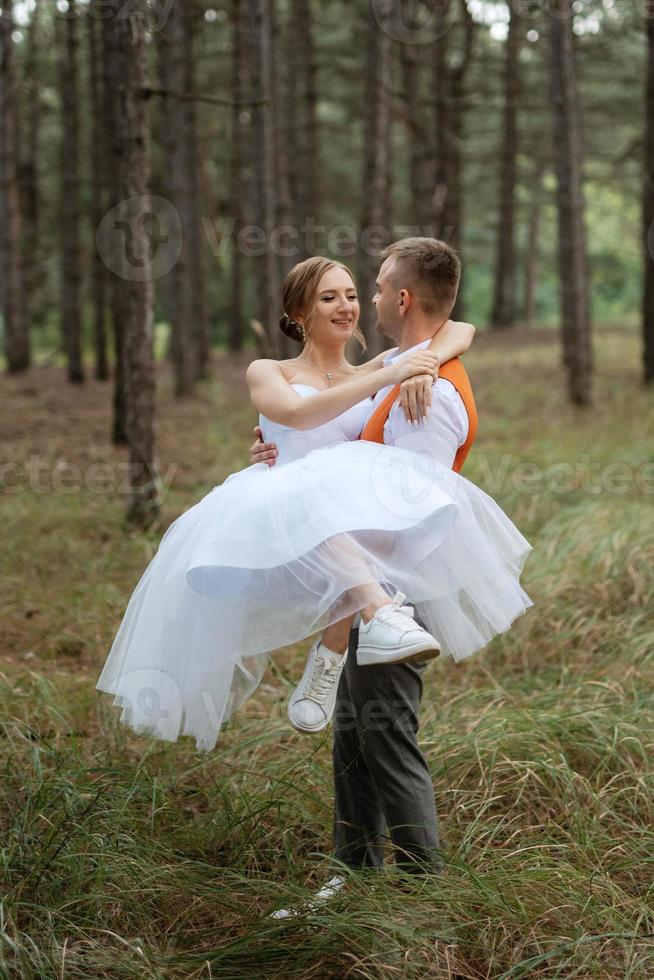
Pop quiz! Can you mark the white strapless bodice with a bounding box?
[258,384,371,465]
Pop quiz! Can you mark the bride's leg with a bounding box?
[318,533,401,656]
[321,614,356,656]
[322,532,398,618]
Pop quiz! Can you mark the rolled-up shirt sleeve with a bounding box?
[384,378,468,469]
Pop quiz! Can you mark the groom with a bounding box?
[250,237,477,887]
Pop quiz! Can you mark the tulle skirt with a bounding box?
[96,440,533,751]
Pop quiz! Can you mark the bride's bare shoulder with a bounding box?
[245,358,296,388]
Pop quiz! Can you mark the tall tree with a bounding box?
[400,37,433,229]
[156,13,192,394]
[358,0,392,356]
[56,0,84,383]
[101,0,127,440]
[291,0,318,231]
[229,0,245,352]
[433,0,474,318]
[88,5,109,380]
[550,0,593,406]
[1,0,29,372]
[644,9,654,385]
[17,2,43,341]
[156,1,205,394]
[248,0,281,353]
[248,0,282,351]
[490,4,521,329]
[106,0,160,526]
[272,0,296,356]
[523,159,546,327]
[182,0,210,382]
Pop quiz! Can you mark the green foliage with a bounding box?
[4,0,646,355]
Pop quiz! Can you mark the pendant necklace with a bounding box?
[302,354,343,386]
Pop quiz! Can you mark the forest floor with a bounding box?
[1,325,653,978]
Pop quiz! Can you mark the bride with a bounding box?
[96,255,532,752]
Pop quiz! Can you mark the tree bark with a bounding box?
[106,1,160,526]
[291,0,318,231]
[358,0,392,357]
[229,0,245,352]
[272,0,295,356]
[156,2,196,395]
[644,10,654,385]
[400,37,432,229]
[88,3,109,380]
[523,160,546,326]
[248,0,281,352]
[433,0,474,319]
[56,0,85,383]
[550,0,593,406]
[101,0,127,440]
[490,5,521,329]
[182,0,210,382]
[1,0,29,372]
[17,2,42,341]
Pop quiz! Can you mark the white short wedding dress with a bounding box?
[96,384,532,751]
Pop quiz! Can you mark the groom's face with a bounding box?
[372,256,403,342]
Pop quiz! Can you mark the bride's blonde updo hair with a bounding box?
[279,256,366,351]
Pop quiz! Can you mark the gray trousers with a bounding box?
[331,623,443,875]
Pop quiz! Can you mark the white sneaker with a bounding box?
[356,592,441,666]
[269,875,347,919]
[287,641,347,733]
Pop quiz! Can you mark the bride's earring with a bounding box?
[299,322,306,343]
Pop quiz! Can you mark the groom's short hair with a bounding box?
[381,238,461,316]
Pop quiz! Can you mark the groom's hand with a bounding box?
[249,425,278,466]
[399,373,437,425]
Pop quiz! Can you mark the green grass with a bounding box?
[1,326,653,978]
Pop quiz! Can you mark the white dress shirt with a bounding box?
[363,339,469,469]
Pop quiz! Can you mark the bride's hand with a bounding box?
[399,373,437,424]
[388,351,440,386]
[249,425,278,467]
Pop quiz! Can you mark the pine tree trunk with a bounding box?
[229,0,245,352]
[272,0,294,356]
[17,2,42,341]
[182,0,210,382]
[292,0,318,228]
[57,0,84,383]
[523,159,545,326]
[1,0,29,372]
[106,1,160,527]
[433,0,474,319]
[400,38,432,229]
[248,0,281,351]
[550,1,593,406]
[490,6,520,329]
[101,0,127,440]
[157,2,195,395]
[88,4,109,380]
[358,0,392,357]
[643,11,654,385]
